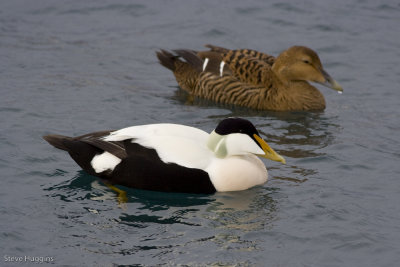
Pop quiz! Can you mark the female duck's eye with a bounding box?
[303,60,311,64]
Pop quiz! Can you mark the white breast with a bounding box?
[206,155,268,192]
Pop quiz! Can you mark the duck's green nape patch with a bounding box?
[207,131,226,158]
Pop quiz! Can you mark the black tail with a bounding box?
[156,49,178,71]
[157,49,204,73]
[172,49,203,73]
[43,134,71,151]
[156,49,206,93]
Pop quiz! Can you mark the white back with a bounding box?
[104,124,212,169]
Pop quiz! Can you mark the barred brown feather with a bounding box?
[157,45,343,111]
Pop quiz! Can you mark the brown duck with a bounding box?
[156,45,343,111]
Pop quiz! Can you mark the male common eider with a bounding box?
[156,45,343,111]
[43,118,285,194]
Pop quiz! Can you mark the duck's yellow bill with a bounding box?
[254,134,286,164]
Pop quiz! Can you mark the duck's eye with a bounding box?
[303,59,311,64]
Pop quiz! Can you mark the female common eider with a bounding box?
[43,118,285,194]
[156,45,343,111]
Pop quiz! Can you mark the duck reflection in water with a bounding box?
[44,171,279,233]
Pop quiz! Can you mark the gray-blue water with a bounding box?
[1,0,400,266]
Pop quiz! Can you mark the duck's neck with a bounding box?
[260,75,326,111]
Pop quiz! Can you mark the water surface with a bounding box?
[1,0,400,266]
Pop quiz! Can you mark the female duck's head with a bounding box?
[272,46,343,92]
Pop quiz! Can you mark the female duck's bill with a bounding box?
[43,118,285,195]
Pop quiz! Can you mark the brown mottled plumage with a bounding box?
[156,45,343,111]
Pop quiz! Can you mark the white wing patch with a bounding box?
[202,58,209,71]
[91,152,121,173]
[219,61,225,76]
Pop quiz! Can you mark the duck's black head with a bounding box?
[215,117,260,145]
[211,117,286,163]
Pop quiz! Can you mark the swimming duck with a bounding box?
[43,118,285,194]
[156,45,343,111]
